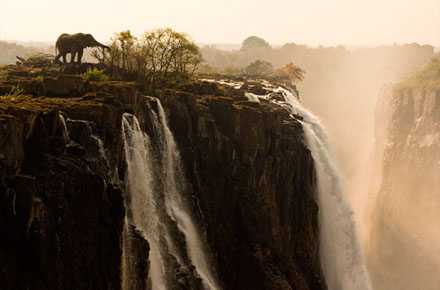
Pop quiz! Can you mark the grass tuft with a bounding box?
[83,68,109,82]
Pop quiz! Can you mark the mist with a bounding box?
[2,0,440,289]
[197,41,436,290]
[2,0,440,46]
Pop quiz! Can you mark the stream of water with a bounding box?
[279,88,372,290]
[121,100,220,290]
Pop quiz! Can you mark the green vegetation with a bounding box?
[0,94,103,113]
[203,57,306,84]
[243,60,273,77]
[83,68,109,81]
[96,28,202,91]
[397,57,440,90]
[241,36,271,51]
[222,66,242,76]
[275,63,306,83]
[200,39,434,81]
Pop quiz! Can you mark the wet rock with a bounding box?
[157,89,324,290]
[0,114,25,174]
[0,96,125,290]
[65,141,86,157]
[0,70,325,290]
[123,224,150,290]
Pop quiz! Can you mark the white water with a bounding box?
[278,87,372,290]
[92,134,110,167]
[122,113,167,290]
[121,104,220,290]
[154,100,220,290]
[58,113,70,142]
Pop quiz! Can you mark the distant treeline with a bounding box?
[1,36,435,81]
[200,36,435,77]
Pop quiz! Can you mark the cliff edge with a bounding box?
[0,66,325,290]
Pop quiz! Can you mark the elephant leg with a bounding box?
[62,54,67,64]
[77,49,84,64]
[70,52,76,63]
[54,54,61,63]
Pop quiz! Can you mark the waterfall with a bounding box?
[91,134,110,168]
[154,100,220,290]
[122,113,167,290]
[278,87,372,290]
[121,103,220,290]
[58,113,69,142]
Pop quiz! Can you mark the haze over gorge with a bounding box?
[1,1,440,289]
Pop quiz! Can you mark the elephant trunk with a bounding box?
[91,39,110,50]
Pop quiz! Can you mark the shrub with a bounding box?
[196,63,219,75]
[241,36,271,51]
[83,68,109,82]
[243,60,274,77]
[97,28,203,91]
[275,63,306,83]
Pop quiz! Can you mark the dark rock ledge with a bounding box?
[0,66,325,290]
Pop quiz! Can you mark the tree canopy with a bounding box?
[97,28,202,90]
[275,63,306,83]
[241,36,271,51]
[243,60,274,76]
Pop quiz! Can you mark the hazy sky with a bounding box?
[1,0,439,46]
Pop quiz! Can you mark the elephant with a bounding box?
[55,33,110,64]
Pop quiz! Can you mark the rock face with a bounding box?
[0,68,325,290]
[0,97,127,290]
[368,85,440,290]
[158,91,324,290]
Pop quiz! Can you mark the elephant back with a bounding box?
[56,33,72,50]
[55,33,86,52]
[56,33,70,43]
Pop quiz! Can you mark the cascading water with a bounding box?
[58,113,70,142]
[277,87,372,290]
[153,100,220,290]
[122,113,167,290]
[92,134,110,167]
[121,101,220,290]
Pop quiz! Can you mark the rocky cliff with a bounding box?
[368,82,440,290]
[0,66,325,290]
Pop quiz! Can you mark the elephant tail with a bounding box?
[54,36,62,56]
[54,43,61,63]
[54,43,59,57]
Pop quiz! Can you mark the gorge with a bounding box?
[367,64,440,290]
[1,51,438,290]
[1,0,439,286]
[0,66,331,289]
